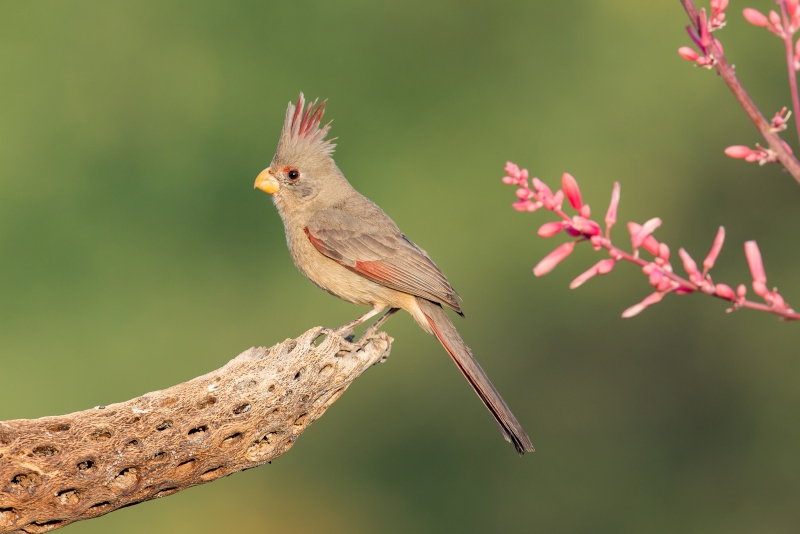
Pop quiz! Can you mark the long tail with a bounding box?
[416,297,534,455]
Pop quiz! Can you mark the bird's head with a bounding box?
[255,93,347,214]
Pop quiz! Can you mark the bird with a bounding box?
[254,94,534,455]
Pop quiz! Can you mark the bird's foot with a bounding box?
[333,326,355,342]
[333,307,383,341]
[359,308,399,342]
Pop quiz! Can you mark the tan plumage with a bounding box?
[255,94,533,454]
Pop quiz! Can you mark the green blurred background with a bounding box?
[1,1,799,532]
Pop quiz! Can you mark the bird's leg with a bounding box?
[335,306,383,338]
[361,307,400,340]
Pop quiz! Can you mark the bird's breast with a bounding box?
[284,223,402,309]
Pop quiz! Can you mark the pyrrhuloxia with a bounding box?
[255,94,533,455]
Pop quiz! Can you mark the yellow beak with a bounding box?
[254,168,280,194]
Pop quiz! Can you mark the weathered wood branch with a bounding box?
[0,327,392,533]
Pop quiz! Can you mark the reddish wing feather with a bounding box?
[304,226,461,313]
[354,260,402,284]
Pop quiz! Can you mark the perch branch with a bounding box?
[0,326,393,533]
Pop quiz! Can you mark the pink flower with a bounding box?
[505,161,521,178]
[631,217,662,249]
[561,173,583,210]
[605,182,620,234]
[710,0,728,11]
[743,8,769,27]
[648,270,663,288]
[627,222,660,256]
[513,200,539,212]
[737,284,747,299]
[679,247,701,283]
[744,240,768,296]
[724,145,753,158]
[678,47,700,61]
[569,259,616,289]
[744,241,766,283]
[709,0,728,30]
[725,144,778,165]
[658,243,670,261]
[621,291,665,318]
[571,216,601,237]
[769,107,791,132]
[715,283,735,300]
[538,221,565,238]
[531,178,552,197]
[533,241,576,277]
[703,226,725,272]
[769,10,782,29]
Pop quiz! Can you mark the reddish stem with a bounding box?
[779,1,800,144]
[680,0,800,186]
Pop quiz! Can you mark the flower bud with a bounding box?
[533,241,576,277]
[561,173,583,210]
[743,8,769,27]
[678,47,700,61]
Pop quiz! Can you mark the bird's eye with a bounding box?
[287,169,300,181]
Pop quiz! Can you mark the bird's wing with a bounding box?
[305,201,461,313]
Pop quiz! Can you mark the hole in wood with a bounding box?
[47,423,70,433]
[175,459,195,476]
[198,396,216,410]
[200,467,223,481]
[25,519,64,533]
[86,501,111,515]
[77,460,95,472]
[237,379,257,390]
[152,451,167,461]
[294,367,305,380]
[126,439,140,448]
[188,425,208,437]
[10,472,41,489]
[220,432,242,448]
[111,467,139,492]
[57,488,80,506]
[319,363,333,377]
[233,403,251,415]
[267,384,275,393]
[156,420,173,431]
[294,414,308,428]
[246,432,279,461]
[0,507,19,528]
[31,445,58,457]
[89,429,112,441]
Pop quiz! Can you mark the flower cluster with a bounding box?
[678,0,729,67]
[724,143,780,164]
[743,1,800,37]
[502,162,797,320]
